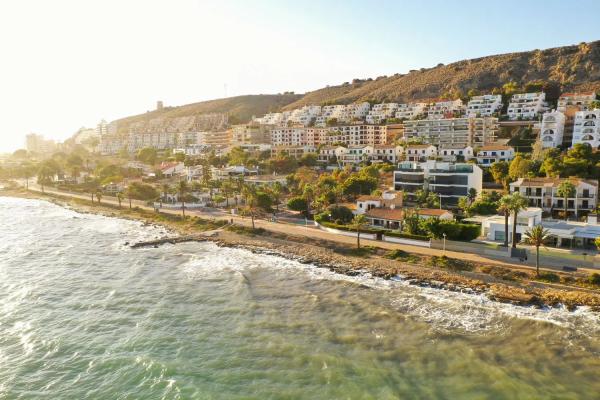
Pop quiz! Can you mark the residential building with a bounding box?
[96,119,110,136]
[270,145,316,159]
[394,160,483,206]
[328,125,387,146]
[395,103,427,120]
[317,146,346,164]
[438,145,473,162]
[482,208,600,249]
[572,110,600,148]
[231,123,271,146]
[159,162,185,178]
[475,145,515,165]
[403,117,497,147]
[366,103,399,124]
[211,166,258,180]
[288,105,321,126]
[557,92,597,113]
[25,133,56,154]
[364,207,452,230]
[507,92,548,120]
[338,145,374,166]
[198,130,232,147]
[509,177,598,217]
[355,191,404,215]
[370,145,404,164]
[426,99,465,119]
[466,95,503,117]
[404,144,437,161]
[540,111,566,148]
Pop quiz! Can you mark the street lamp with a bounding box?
[443,233,447,253]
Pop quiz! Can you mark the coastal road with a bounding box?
[19,184,596,275]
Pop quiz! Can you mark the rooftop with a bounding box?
[513,177,598,188]
[365,208,405,221]
[477,145,514,151]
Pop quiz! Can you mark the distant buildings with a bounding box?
[403,117,498,147]
[571,110,600,149]
[25,133,56,154]
[507,92,548,120]
[426,99,464,119]
[557,92,597,113]
[394,160,483,206]
[539,111,566,148]
[466,94,502,117]
[475,145,515,165]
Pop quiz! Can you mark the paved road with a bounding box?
[20,183,597,275]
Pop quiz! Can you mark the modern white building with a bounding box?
[438,145,473,162]
[510,177,598,217]
[370,145,404,164]
[317,145,347,164]
[557,92,597,113]
[366,103,399,124]
[466,95,503,117]
[395,103,427,120]
[475,145,515,166]
[394,160,483,207]
[403,117,498,147]
[572,110,600,149]
[540,110,566,148]
[507,92,548,120]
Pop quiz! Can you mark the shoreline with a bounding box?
[3,187,600,312]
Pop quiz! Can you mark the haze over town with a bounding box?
[2,0,600,152]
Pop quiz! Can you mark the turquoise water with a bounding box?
[1,197,600,399]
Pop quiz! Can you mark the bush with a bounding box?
[537,272,560,283]
[428,255,474,271]
[588,273,600,286]
[385,249,421,263]
[384,231,429,241]
[287,196,308,212]
[327,205,354,224]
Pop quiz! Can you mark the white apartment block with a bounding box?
[270,127,307,147]
[370,145,404,164]
[395,103,427,120]
[288,105,321,126]
[540,111,566,148]
[329,125,387,146]
[427,99,465,119]
[510,177,598,216]
[403,117,497,147]
[231,124,271,146]
[394,160,483,207]
[256,111,291,126]
[337,145,374,165]
[317,145,347,164]
[270,145,316,159]
[404,144,437,161]
[466,95,503,117]
[438,145,473,162]
[557,92,597,113]
[507,92,548,120]
[475,145,515,166]
[366,103,399,124]
[572,110,600,148]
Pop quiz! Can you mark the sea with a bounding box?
[0,196,599,399]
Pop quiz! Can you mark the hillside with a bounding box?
[112,41,600,132]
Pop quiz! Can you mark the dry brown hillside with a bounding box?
[112,41,600,132]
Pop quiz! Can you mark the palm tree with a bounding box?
[161,183,171,207]
[178,180,189,217]
[126,187,133,209]
[498,194,512,247]
[467,188,477,205]
[95,191,103,205]
[349,214,370,249]
[509,192,528,249]
[522,225,550,277]
[243,191,259,229]
[117,192,124,209]
[270,182,283,212]
[37,163,53,193]
[221,180,233,208]
[556,181,576,220]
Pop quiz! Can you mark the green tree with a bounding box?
[467,188,477,205]
[178,180,189,217]
[136,147,158,165]
[117,192,124,209]
[270,182,283,212]
[522,225,550,277]
[95,191,103,205]
[490,161,509,190]
[508,154,531,181]
[287,196,308,213]
[36,163,54,193]
[508,193,528,248]
[502,81,520,96]
[556,181,576,220]
[349,214,369,249]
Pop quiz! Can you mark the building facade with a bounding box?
[507,92,548,120]
[475,145,515,165]
[572,110,600,149]
[540,111,566,148]
[466,94,502,117]
[403,117,497,147]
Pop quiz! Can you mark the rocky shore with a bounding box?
[4,187,600,312]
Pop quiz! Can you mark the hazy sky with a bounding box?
[1,0,599,152]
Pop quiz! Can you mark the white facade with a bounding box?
[426,99,465,119]
[403,117,498,147]
[466,95,502,117]
[476,145,515,166]
[539,111,566,148]
[404,145,437,161]
[395,103,427,120]
[370,145,404,163]
[572,110,600,149]
[510,177,598,216]
[366,103,399,124]
[507,92,548,120]
[482,208,543,243]
[438,145,473,162]
[394,160,483,207]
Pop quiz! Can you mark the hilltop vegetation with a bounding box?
[112,41,600,131]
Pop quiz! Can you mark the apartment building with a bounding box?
[270,145,316,159]
[337,145,374,165]
[316,102,371,126]
[394,160,483,207]
[509,177,598,217]
[403,117,497,147]
[366,103,399,124]
[395,103,427,120]
[256,111,291,126]
[557,92,597,113]
[540,111,566,148]
[288,105,321,126]
[438,145,473,162]
[25,133,57,154]
[270,127,307,147]
[370,145,404,163]
[475,145,515,166]
[426,99,465,119]
[507,92,548,120]
[317,146,346,164]
[231,123,271,146]
[466,95,502,117]
[404,144,437,161]
[572,110,600,148]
